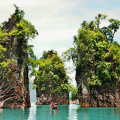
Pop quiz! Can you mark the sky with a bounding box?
[0,0,120,86]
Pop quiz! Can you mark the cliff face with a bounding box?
[76,68,120,107]
[35,50,69,105]
[0,17,31,108]
[36,86,69,105]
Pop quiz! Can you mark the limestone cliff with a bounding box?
[76,67,120,107]
[0,16,31,108]
[36,87,69,105]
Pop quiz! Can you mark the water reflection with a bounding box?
[50,108,58,115]
[77,107,120,120]
[27,102,37,120]
[35,105,69,120]
[0,104,120,120]
[68,104,80,120]
[0,107,30,120]
[0,109,3,114]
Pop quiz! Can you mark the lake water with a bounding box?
[0,102,120,120]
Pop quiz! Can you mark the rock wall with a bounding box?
[78,88,120,107]
[35,86,69,105]
[70,99,79,104]
[76,67,120,107]
[0,17,31,108]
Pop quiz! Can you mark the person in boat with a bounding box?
[54,103,58,110]
[50,102,54,108]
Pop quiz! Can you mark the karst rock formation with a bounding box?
[0,16,31,108]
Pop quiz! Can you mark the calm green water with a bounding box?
[0,102,120,120]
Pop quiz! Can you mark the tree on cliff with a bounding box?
[62,14,120,93]
[0,26,16,81]
[0,4,38,82]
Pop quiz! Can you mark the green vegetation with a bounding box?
[70,86,78,100]
[63,14,120,89]
[0,5,38,80]
[0,5,73,95]
[2,5,120,98]
[31,50,71,94]
[0,26,15,79]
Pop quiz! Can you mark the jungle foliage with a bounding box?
[63,14,120,88]
[0,5,38,80]
[70,86,78,100]
[0,5,73,94]
[31,50,72,94]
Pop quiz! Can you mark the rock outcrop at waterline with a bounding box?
[70,99,79,104]
[76,68,120,107]
[0,16,31,108]
[35,83,69,105]
[35,90,69,105]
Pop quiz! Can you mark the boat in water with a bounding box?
[50,102,58,110]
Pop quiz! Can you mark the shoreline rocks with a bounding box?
[70,99,79,104]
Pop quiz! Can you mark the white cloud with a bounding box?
[28,29,77,57]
